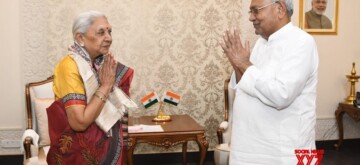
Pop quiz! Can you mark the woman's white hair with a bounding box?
[273,0,294,17]
[72,10,107,39]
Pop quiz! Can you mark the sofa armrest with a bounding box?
[217,121,229,144]
[217,127,224,144]
[219,121,229,130]
[23,146,49,165]
[23,137,33,159]
[22,129,40,159]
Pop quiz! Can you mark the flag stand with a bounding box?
[152,101,171,122]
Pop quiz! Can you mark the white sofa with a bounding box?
[22,76,54,165]
[214,79,235,165]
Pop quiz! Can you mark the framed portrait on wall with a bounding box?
[299,0,338,35]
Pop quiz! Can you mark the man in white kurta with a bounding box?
[219,0,319,164]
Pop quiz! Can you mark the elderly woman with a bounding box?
[46,10,134,165]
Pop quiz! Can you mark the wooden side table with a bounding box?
[127,115,209,165]
[334,103,360,150]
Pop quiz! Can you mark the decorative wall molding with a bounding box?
[316,115,360,141]
[0,129,23,155]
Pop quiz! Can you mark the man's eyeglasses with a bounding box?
[248,1,279,15]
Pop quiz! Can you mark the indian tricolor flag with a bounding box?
[163,91,180,106]
[141,92,159,109]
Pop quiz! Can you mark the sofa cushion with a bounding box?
[34,98,54,146]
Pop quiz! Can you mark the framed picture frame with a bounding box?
[299,0,338,35]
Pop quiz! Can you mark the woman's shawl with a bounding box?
[69,46,138,133]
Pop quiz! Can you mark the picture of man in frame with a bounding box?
[305,0,332,29]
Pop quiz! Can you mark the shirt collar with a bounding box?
[262,22,293,44]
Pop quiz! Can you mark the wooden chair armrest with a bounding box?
[24,136,33,159]
[217,127,225,144]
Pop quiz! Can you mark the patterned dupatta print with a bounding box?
[47,43,134,165]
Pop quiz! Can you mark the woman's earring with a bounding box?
[80,43,84,47]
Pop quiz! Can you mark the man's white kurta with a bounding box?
[229,23,319,165]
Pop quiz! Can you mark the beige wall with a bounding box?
[315,2,360,118]
[0,0,24,129]
[1,0,360,154]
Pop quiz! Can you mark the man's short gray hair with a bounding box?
[72,10,107,39]
[273,0,294,17]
